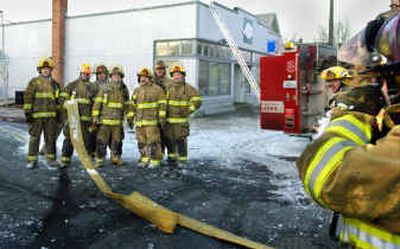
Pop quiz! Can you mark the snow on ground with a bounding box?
[9,113,312,206]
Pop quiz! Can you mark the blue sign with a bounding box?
[267,40,276,54]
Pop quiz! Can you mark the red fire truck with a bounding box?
[260,43,336,134]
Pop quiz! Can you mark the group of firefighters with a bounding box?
[23,59,202,169]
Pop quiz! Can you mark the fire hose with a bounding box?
[66,100,273,249]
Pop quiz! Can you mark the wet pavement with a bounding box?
[0,113,343,249]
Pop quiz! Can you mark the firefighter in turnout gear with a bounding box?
[321,66,352,94]
[297,12,400,249]
[24,57,61,169]
[89,64,109,156]
[164,65,201,167]
[60,63,96,167]
[154,60,173,91]
[127,68,166,168]
[154,60,173,156]
[92,65,130,167]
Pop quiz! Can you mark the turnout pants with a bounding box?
[27,118,58,162]
[96,125,123,158]
[61,121,91,164]
[136,126,162,165]
[164,123,189,162]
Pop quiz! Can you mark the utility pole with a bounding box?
[328,0,334,46]
[52,0,68,86]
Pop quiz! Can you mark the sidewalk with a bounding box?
[0,106,25,123]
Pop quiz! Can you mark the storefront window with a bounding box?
[199,60,231,96]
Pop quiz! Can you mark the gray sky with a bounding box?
[0,0,389,42]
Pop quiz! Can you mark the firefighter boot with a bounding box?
[95,157,104,168]
[26,161,37,169]
[45,160,59,170]
[111,154,123,166]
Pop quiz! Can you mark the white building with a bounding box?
[0,1,281,114]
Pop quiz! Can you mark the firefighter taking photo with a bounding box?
[297,11,400,248]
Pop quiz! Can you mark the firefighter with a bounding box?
[23,57,61,169]
[297,12,400,248]
[92,65,130,167]
[164,65,202,167]
[320,66,352,94]
[153,60,173,157]
[127,68,166,168]
[154,60,173,91]
[88,64,109,156]
[60,63,96,167]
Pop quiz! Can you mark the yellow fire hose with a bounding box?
[66,100,273,249]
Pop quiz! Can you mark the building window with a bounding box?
[199,60,231,96]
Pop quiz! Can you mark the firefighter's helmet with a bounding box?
[80,63,92,74]
[169,65,186,77]
[37,58,54,71]
[155,60,166,70]
[95,64,108,75]
[321,66,352,82]
[137,68,152,78]
[109,65,124,78]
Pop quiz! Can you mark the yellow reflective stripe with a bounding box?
[178,156,187,161]
[107,102,124,109]
[326,115,372,145]
[60,92,70,98]
[32,112,57,118]
[190,96,201,101]
[95,97,105,103]
[339,217,400,248]
[61,156,71,163]
[80,115,91,121]
[92,110,100,117]
[35,92,55,99]
[167,117,188,124]
[168,153,177,159]
[140,157,150,163]
[131,95,137,100]
[76,98,91,104]
[159,110,166,117]
[27,155,38,161]
[46,154,55,160]
[150,160,161,166]
[304,137,355,206]
[126,112,135,118]
[23,104,32,110]
[135,119,158,126]
[158,99,167,105]
[55,89,60,98]
[168,100,190,107]
[101,119,122,125]
[189,105,196,112]
[137,102,159,109]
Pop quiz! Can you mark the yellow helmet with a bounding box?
[320,66,352,81]
[169,64,186,77]
[80,63,92,74]
[37,57,54,70]
[109,65,124,78]
[137,68,153,78]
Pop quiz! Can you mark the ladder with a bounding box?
[209,1,260,100]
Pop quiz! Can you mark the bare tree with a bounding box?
[318,20,351,46]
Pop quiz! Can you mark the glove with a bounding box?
[92,117,99,126]
[332,84,385,116]
[158,119,166,130]
[25,113,34,123]
[127,119,134,129]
